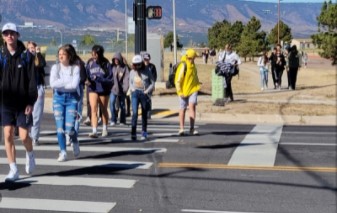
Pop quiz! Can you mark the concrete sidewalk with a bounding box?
[44,89,335,126]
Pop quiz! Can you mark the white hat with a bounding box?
[2,22,18,33]
[132,55,142,64]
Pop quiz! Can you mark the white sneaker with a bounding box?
[109,122,116,126]
[190,128,199,136]
[57,151,67,162]
[33,139,39,146]
[89,132,99,138]
[83,117,91,126]
[72,142,80,158]
[178,129,185,136]
[66,134,72,146]
[102,129,108,137]
[5,169,19,182]
[25,152,36,174]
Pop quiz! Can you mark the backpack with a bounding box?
[166,61,186,89]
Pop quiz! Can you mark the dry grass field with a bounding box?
[46,50,336,117]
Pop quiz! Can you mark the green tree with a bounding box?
[311,0,337,64]
[267,21,292,45]
[80,34,96,46]
[164,31,182,49]
[208,20,243,50]
[237,16,267,61]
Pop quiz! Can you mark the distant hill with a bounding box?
[0,0,322,44]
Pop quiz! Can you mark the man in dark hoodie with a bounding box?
[0,23,38,182]
[109,52,129,126]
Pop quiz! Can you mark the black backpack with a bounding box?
[166,61,186,89]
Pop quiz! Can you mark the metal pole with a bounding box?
[278,0,280,45]
[173,0,177,64]
[135,0,146,54]
[125,0,128,58]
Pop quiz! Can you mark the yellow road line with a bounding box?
[154,110,179,116]
[158,162,337,173]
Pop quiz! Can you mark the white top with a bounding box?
[257,56,269,70]
[50,63,80,93]
[218,51,241,65]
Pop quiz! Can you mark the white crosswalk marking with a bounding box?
[0,120,183,212]
[0,198,116,213]
[0,157,153,169]
[0,175,137,188]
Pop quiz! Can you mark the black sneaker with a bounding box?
[131,135,137,141]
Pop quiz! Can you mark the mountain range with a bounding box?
[0,0,323,44]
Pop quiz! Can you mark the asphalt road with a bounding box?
[0,114,336,213]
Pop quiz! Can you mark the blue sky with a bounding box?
[243,0,328,2]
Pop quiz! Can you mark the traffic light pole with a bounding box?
[134,0,146,54]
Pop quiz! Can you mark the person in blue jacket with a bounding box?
[85,45,113,138]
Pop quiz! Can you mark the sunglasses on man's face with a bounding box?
[2,31,17,37]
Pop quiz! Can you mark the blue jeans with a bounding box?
[131,90,148,135]
[259,68,268,88]
[31,85,45,140]
[109,93,126,124]
[53,90,79,152]
[74,84,84,134]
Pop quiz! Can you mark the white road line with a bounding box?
[281,142,336,146]
[0,145,167,153]
[0,198,115,213]
[0,158,152,169]
[181,209,261,213]
[228,124,283,167]
[0,175,136,188]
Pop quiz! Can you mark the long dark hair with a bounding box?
[91,44,109,73]
[58,44,77,65]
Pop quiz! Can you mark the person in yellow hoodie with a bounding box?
[175,49,201,136]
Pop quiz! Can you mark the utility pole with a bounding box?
[173,0,177,64]
[278,0,280,45]
[134,0,146,54]
[125,0,128,58]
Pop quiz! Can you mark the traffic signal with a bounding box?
[147,6,162,19]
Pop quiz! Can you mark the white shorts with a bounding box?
[179,92,198,109]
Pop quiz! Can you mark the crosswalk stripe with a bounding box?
[0,175,136,188]
[228,124,282,167]
[26,135,179,143]
[0,158,153,169]
[0,198,115,213]
[1,145,167,153]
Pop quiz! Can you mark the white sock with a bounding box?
[92,128,97,133]
[102,125,107,131]
[9,162,17,172]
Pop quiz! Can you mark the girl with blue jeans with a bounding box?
[50,44,81,162]
[257,51,269,91]
[129,55,154,141]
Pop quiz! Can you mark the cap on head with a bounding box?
[132,55,143,64]
[186,49,197,58]
[2,22,18,34]
[143,52,151,60]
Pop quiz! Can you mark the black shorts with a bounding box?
[0,105,33,128]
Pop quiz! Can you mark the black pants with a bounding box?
[271,66,277,88]
[288,67,299,89]
[225,75,233,101]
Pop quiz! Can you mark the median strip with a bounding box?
[158,162,337,173]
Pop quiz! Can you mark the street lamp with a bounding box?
[125,0,128,58]
[54,29,63,47]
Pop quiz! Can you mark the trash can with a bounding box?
[211,69,224,102]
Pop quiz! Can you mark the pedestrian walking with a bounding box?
[218,44,241,102]
[0,23,37,181]
[86,45,113,138]
[175,49,201,136]
[142,52,157,119]
[288,45,302,90]
[110,52,129,126]
[129,55,154,141]
[50,44,81,162]
[27,41,46,146]
[257,51,269,91]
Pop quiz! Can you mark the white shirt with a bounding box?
[218,51,241,65]
[50,63,80,93]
